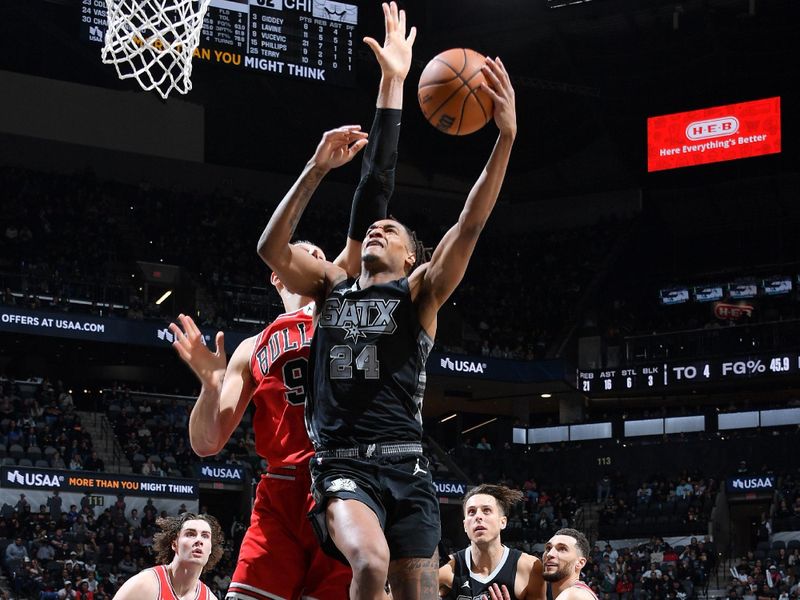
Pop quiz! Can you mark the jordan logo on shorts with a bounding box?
[413,458,427,476]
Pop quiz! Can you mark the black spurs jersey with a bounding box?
[446,546,523,600]
[307,277,432,449]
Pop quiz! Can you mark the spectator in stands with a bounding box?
[611,573,631,599]
[15,493,29,514]
[642,561,662,583]
[58,579,77,599]
[51,452,67,469]
[47,491,63,520]
[84,451,104,471]
[597,474,612,504]
[676,479,694,499]
[5,536,28,568]
[637,482,652,505]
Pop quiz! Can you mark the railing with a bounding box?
[0,271,131,311]
[624,318,800,363]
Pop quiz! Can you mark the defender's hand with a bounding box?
[363,1,417,81]
[311,126,369,172]
[169,314,226,389]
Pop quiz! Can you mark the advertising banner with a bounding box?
[1,466,198,499]
[648,97,781,171]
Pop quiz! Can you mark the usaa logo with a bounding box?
[440,357,486,375]
[200,466,242,480]
[731,477,773,490]
[7,469,61,488]
[435,481,466,495]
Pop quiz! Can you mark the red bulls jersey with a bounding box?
[249,304,315,467]
[572,581,599,600]
[152,565,212,600]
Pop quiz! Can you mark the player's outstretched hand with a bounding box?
[311,125,369,172]
[480,57,517,139]
[169,314,226,389]
[363,1,416,81]
[487,583,512,600]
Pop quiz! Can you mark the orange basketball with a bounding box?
[417,48,494,136]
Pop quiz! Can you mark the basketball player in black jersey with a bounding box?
[257,50,516,600]
[541,529,598,600]
[439,485,545,600]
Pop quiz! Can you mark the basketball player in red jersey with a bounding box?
[168,4,416,599]
[520,529,597,600]
[113,513,223,600]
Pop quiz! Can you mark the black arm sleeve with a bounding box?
[347,107,402,240]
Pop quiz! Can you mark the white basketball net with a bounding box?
[101,0,211,99]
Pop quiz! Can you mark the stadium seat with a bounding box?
[8,444,23,460]
[2,457,15,466]
[17,458,32,467]
[771,540,786,550]
[27,445,42,461]
[35,459,49,468]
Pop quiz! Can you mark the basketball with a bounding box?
[417,48,494,136]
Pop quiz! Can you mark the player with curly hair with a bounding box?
[113,512,224,600]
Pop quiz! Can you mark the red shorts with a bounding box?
[226,465,351,600]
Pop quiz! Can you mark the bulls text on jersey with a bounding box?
[255,322,312,376]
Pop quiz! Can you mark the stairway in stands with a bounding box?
[76,410,133,474]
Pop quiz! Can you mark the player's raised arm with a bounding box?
[412,57,516,325]
[257,126,367,297]
[333,1,416,275]
[168,314,256,457]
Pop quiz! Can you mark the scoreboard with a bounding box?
[578,352,800,394]
[80,0,359,86]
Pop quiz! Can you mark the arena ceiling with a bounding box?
[2,0,798,199]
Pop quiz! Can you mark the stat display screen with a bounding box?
[81,0,358,86]
[578,353,800,395]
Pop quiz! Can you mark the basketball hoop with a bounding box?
[101,0,211,99]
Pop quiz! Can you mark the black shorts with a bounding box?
[308,452,441,562]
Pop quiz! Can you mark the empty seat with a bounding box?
[8,444,23,460]
[17,458,33,467]
[27,446,42,461]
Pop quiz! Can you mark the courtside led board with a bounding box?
[647,97,781,172]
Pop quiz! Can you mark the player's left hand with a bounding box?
[487,583,512,600]
[311,125,369,172]
[480,57,517,139]
[363,1,416,81]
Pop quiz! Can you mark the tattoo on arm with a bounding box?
[286,169,326,236]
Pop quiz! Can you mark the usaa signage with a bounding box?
[727,475,775,494]
[198,464,245,482]
[434,480,468,498]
